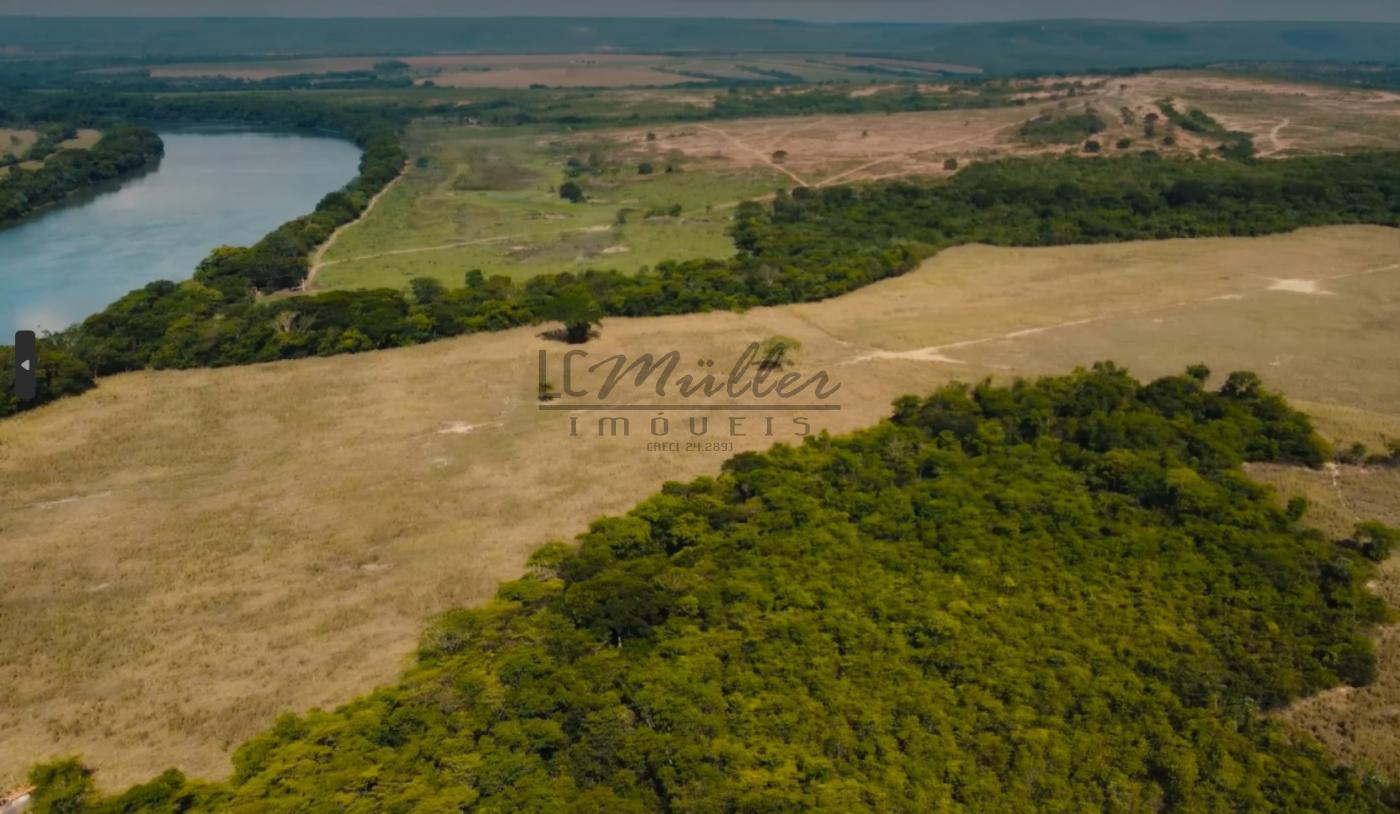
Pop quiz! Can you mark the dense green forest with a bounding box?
[5,149,1391,418]
[23,366,1398,811]
[0,125,163,223]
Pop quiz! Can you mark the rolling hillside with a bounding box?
[4,17,1400,73]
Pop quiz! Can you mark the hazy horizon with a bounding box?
[3,0,1400,23]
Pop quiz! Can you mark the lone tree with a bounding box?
[943,157,959,171]
[545,285,603,344]
[757,335,802,370]
[637,162,655,175]
[1083,139,1102,154]
[559,180,586,203]
[1346,521,1399,563]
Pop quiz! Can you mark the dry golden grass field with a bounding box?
[0,127,37,158]
[2,225,1399,788]
[609,106,1040,188]
[1253,452,1400,778]
[11,128,102,171]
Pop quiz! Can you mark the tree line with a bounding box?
[0,125,164,224]
[1157,98,1256,159]
[23,365,1399,811]
[6,148,1399,416]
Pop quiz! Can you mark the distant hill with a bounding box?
[3,17,1400,74]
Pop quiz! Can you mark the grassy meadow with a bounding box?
[313,122,783,288]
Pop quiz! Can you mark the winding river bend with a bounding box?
[0,131,361,339]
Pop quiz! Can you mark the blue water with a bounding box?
[0,131,361,338]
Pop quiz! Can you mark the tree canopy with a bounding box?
[0,125,163,224]
[27,366,1397,812]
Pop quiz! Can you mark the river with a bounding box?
[0,130,362,339]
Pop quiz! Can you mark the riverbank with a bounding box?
[0,126,164,227]
[0,130,362,349]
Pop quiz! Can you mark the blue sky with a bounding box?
[4,1,1400,21]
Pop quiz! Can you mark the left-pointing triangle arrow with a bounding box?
[20,359,30,371]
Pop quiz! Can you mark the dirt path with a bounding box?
[697,124,810,187]
[814,122,1015,188]
[1261,118,1292,157]
[760,118,831,156]
[303,171,406,291]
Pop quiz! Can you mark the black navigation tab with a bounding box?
[14,330,36,401]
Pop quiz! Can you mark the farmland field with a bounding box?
[4,224,1399,788]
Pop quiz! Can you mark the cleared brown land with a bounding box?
[2,225,1398,788]
[424,66,688,88]
[616,71,1400,184]
[608,106,1043,188]
[601,72,1377,188]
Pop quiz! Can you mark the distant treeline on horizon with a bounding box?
[3,17,1400,73]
